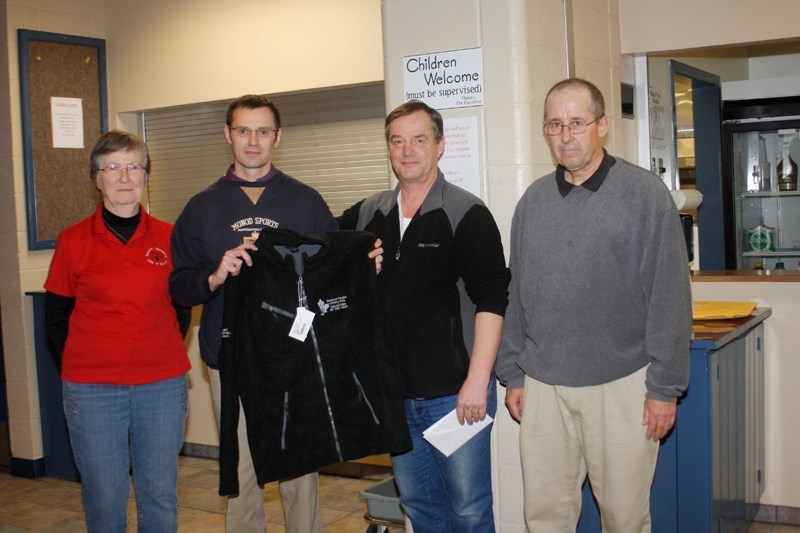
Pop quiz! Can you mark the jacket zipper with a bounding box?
[260,301,294,318]
[353,372,380,424]
[261,284,345,462]
[308,326,344,462]
[281,391,289,450]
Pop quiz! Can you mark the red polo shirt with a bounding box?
[45,204,190,385]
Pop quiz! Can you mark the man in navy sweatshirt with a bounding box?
[170,95,334,533]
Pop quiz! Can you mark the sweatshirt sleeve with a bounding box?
[336,200,364,230]
[495,288,528,389]
[169,199,217,307]
[640,188,693,402]
[495,202,527,389]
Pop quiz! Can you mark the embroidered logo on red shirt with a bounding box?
[146,247,169,266]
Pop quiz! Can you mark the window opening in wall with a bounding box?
[142,83,390,222]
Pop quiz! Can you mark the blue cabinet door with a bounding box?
[576,320,765,533]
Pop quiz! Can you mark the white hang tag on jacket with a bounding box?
[289,307,315,342]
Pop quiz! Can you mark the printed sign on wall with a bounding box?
[440,116,480,198]
[403,47,483,110]
[51,97,85,149]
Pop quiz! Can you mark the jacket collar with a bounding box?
[392,169,446,218]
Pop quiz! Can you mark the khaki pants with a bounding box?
[209,368,321,533]
[519,366,659,533]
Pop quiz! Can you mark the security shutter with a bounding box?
[144,102,230,223]
[143,83,390,222]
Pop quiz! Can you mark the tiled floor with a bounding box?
[1,455,798,532]
[749,525,800,533]
[0,455,404,532]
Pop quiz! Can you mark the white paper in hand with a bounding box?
[422,408,493,457]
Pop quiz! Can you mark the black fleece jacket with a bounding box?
[218,229,411,494]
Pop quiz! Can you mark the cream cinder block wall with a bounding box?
[382,0,620,530]
[1,0,107,466]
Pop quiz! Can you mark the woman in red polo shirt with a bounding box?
[44,131,191,533]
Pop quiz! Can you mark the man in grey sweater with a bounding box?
[495,78,692,532]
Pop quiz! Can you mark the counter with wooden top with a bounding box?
[690,270,800,513]
[691,305,771,343]
[692,269,800,282]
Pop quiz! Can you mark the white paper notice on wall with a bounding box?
[440,116,481,199]
[51,96,84,149]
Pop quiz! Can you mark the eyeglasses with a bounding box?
[229,126,279,138]
[543,115,604,136]
[98,163,146,176]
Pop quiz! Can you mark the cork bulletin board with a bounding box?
[18,30,107,250]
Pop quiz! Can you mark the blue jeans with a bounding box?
[392,379,497,533]
[63,375,188,533]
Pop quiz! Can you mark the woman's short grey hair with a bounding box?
[90,130,151,180]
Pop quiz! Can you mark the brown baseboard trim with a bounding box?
[180,444,392,481]
[181,442,219,460]
[319,461,392,480]
[755,504,800,525]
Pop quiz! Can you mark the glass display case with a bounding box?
[724,117,800,269]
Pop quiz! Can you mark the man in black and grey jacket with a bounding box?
[338,100,510,533]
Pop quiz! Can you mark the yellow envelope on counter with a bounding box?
[692,301,757,320]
